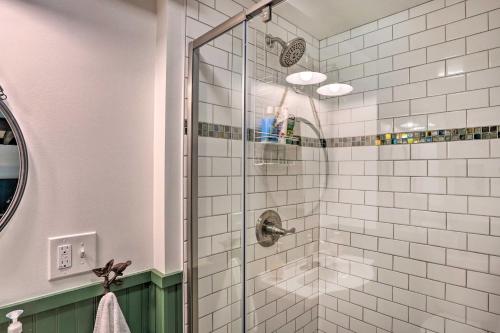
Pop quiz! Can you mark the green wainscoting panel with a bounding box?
[0,270,182,333]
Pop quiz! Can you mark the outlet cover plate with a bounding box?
[48,232,97,280]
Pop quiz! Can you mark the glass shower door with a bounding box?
[189,8,325,332]
[189,23,246,333]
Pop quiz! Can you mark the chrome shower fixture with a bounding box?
[265,34,306,67]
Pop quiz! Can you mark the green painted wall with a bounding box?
[0,270,182,333]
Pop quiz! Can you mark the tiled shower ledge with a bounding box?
[194,121,500,148]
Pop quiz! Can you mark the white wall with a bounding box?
[0,0,157,306]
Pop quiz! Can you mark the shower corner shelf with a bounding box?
[253,134,300,147]
[254,140,293,147]
[253,135,298,166]
[254,158,295,166]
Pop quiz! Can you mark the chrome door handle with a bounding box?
[256,210,295,247]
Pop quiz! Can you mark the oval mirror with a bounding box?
[0,86,28,232]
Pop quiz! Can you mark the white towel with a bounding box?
[93,292,131,333]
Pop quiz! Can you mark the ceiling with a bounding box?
[273,0,431,40]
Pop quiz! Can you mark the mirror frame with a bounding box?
[0,94,29,233]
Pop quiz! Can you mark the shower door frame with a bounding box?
[186,1,287,332]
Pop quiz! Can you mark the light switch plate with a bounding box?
[48,232,97,280]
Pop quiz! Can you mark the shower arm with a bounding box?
[265,34,287,49]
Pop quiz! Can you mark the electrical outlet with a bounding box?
[48,232,97,280]
[57,244,72,269]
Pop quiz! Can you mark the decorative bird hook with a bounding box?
[93,259,132,294]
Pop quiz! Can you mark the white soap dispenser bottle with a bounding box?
[6,310,23,333]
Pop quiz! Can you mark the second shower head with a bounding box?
[265,34,306,67]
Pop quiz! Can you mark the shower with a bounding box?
[188,0,500,332]
[265,34,306,67]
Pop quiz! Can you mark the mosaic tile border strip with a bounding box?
[375,126,500,146]
[198,122,243,140]
[197,122,324,147]
[193,122,500,148]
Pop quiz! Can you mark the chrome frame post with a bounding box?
[241,21,248,333]
[187,42,199,333]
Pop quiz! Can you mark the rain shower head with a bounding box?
[265,34,306,67]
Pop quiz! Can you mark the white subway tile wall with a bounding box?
[317,1,500,333]
[184,0,500,332]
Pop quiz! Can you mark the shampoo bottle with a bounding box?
[275,106,289,143]
[286,114,296,144]
[260,106,277,142]
[6,310,23,333]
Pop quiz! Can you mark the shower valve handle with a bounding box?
[263,222,295,236]
[256,210,295,247]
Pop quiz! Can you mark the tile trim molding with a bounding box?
[195,121,500,148]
